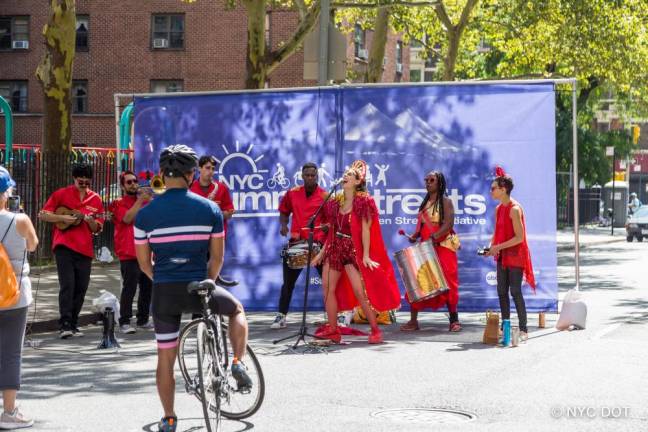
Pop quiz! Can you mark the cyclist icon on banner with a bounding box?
[267,163,290,189]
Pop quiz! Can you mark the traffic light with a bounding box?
[632,125,641,145]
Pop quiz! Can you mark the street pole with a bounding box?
[611,146,616,236]
[317,0,330,86]
[571,80,580,291]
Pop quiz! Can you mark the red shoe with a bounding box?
[368,328,383,344]
[449,322,462,332]
[319,326,342,343]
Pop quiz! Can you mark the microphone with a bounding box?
[329,177,344,187]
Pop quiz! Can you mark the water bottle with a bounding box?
[502,319,511,346]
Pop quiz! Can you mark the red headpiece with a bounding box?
[495,166,507,178]
[350,160,367,182]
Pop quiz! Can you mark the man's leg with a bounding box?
[277,260,302,316]
[71,251,92,329]
[153,314,181,418]
[136,271,153,326]
[119,260,139,327]
[54,247,76,330]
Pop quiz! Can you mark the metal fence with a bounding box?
[557,172,603,226]
[1,145,133,264]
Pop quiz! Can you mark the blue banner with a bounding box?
[134,84,557,312]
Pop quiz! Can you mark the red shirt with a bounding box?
[190,180,235,232]
[278,185,327,242]
[42,185,105,258]
[110,195,148,261]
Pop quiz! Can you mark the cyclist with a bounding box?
[134,144,252,432]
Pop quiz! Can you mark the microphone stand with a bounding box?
[273,179,340,349]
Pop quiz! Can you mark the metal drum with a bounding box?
[394,240,449,303]
[282,241,321,269]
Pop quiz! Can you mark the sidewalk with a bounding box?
[557,225,626,251]
[26,226,627,332]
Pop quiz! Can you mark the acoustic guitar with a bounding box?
[54,206,112,231]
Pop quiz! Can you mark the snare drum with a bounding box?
[282,241,321,269]
[393,240,449,303]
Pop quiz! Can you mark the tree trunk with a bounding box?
[366,6,391,83]
[443,30,460,81]
[36,0,76,154]
[244,0,268,89]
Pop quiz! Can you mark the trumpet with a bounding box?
[138,174,166,196]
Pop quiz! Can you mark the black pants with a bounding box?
[55,246,92,329]
[278,258,323,316]
[0,307,27,390]
[496,262,527,332]
[119,259,152,326]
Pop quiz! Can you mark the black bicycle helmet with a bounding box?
[159,144,198,177]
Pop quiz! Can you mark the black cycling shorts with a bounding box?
[152,282,240,349]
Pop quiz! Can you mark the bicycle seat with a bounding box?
[187,279,217,294]
[216,275,239,287]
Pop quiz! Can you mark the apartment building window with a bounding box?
[410,69,421,83]
[265,12,271,51]
[0,17,29,50]
[152,14,184,49]
[0,81,28,112]
[396,41,403,72]
[151,80,184,93]
[72,81,88,113]
[76,15,89,51]
[354,24,366,59]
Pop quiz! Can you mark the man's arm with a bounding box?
[123,193,151,225]
[135,243,153,280]
[207,236,224,280]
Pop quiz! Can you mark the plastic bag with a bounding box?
[97,246,114,263]
[92,290,121,322]
[556,289,587,330]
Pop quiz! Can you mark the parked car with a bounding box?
[625,206,648,242]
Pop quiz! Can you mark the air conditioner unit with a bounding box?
[358,48,368,59]
[12,40,29,49]
[396,63,403,73]
[153,38,169,49]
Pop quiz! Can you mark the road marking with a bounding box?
[592,323,623,340]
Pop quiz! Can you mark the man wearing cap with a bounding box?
[39,164,105,339]
[628,192,642,215]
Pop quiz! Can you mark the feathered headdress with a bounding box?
[350,159,367,182]
[494,165,507,178]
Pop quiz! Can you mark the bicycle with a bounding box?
[178,280,265,432]
[267,176,290,189]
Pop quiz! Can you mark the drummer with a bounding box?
[400,171,462,332]
[270,162,327,329]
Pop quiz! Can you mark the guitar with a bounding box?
[54,206,112,231]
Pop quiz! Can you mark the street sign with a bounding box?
[303,23,347,82]
[606,146,615,156]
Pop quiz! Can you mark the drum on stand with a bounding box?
[394,240,449,303]
[281,240,321,269]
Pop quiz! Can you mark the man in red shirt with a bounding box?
[39,164,104,339]
[110,170,153,334]
[271,162,327,329]
[190,155,237,287]
[189,155,235,228]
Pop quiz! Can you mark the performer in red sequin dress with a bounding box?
[400,171,462,332]
[312,160,401,344]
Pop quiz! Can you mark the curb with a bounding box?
[27,312,102,335]
[557,237,625,252]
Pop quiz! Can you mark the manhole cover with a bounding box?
[371,408,477,424]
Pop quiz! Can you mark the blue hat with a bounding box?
[0,167,16,193]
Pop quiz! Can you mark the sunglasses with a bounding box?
[124,179,137,185]
[76,180,91,186]
[424,177,436,183]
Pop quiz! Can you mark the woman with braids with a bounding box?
[311,160,401,344]
[400,171,462,332]
[486,166,535,342]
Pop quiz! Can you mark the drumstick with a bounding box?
[301,225,326,230]
[398,229,417,242]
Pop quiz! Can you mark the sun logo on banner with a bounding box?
[215,141,269,178]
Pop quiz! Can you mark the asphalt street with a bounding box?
[14,240,648,432]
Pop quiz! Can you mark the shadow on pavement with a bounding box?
[141,417,254,432]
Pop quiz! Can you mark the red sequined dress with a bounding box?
[322,193,401,312]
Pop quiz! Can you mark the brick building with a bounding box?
[0,1,410,148]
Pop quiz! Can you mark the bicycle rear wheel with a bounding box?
[221,341,265,420]
[187,320,223,432]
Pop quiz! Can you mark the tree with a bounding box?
[35,0,76,153]
[365,6,392,83]
[185,0,320,89]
